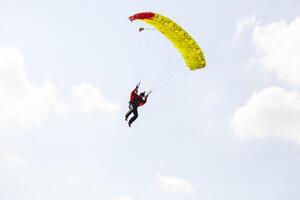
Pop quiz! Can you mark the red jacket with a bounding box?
[130,86,147,107]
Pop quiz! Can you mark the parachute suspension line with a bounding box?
[129,25,163,86]
[128,25,146,80]
[159,37,189,88]
[135,31,145,80]
[127,28,140,80]
[136,28,169,87]
[137,30,154,82]
[151,44,195,92]
[127,23,148,81]
[151,43,181,90]
[151,67,193,93]
[135,28,150,81]
[150,49,180,91]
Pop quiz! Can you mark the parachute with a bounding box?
[129,12,206,70]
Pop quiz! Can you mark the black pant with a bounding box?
[125,104,138,125]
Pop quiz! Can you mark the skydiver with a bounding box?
[125,82,150,127]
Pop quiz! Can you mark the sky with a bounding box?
[0,0,300,200]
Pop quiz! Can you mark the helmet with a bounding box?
[140,92,145,97]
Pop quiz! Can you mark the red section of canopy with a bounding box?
[129,12,155,21]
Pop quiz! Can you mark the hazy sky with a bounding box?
[1,0,300,200]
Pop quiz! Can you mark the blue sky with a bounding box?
[0,0,300,200]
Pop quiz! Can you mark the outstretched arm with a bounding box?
[132,82,140,93]
[132,86,138,94]
[130,82,140,102]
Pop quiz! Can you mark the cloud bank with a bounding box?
[232,16,300,144]
[0,47,120,130]
[253,16,300,86]
[235,15,257,39]
[115,196,133,200]
[0,47,59,129]
[232,87,300,143]
[72,83,120,116]
[156,174,195,194]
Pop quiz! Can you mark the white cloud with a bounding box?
[231,87,300,143]
[72,83,120,117]
[0,155,115,200]
[156,174,195,194]
[2,154,25,168]
[0,47,120,130]
[235,15,257,39]
[69,173,82,188]
[0,47,60,129]
[253,16,300,86]
[115,196,133,200]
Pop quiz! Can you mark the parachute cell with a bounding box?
[129,12,206,70]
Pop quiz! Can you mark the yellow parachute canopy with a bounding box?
[129,12,206,70]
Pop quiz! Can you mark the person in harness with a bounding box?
[125,82,150,127]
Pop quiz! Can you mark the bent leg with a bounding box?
[125,104,133,121]
[128,107,138,127]
[125,110,133,121]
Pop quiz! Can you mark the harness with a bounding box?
[128,102,134,110]
[129,96,144,109]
